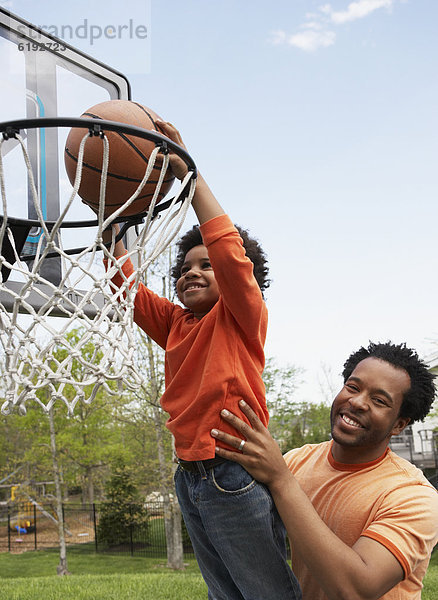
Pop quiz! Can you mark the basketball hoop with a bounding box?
[0,117,197,415]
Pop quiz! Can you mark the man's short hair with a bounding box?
[171,224,270,295]
[342,342,436,423]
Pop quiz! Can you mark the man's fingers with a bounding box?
[210,428,248,465]
[220,400,264,435]
[214,445,245,463]
[220,408,256,440]
[238,399,265,430]
[211,427,243,449]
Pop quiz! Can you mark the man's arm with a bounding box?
[212,401,405,600]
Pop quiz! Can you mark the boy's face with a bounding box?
[176,245,220,318]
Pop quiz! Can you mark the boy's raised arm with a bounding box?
[156,121,224,225]
[102,121,223,255]
[101,223,125,258]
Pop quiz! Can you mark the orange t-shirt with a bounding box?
[110,214,268,460]
[284,441,438,600]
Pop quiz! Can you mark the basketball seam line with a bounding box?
[82,111,158,166]
[132,102,160,131]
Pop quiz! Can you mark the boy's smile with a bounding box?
[176,244,220,319]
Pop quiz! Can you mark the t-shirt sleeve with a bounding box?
[284,445,316,471]
[104,253,181,349]
[200,214,267,340]
[361,483,438,578]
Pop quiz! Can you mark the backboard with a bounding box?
[0,7,131,315]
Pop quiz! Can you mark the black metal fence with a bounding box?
[0,501,194,557]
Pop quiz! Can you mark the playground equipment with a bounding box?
[10,486,34,534]
[7,484,71,536]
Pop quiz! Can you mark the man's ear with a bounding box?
[391,417,411,437]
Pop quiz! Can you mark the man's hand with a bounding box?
[211,399,291,491]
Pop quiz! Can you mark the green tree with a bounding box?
[47,329,130,504]
[264,358,331,452]
[97,458,149,548]
[0,328,130,575]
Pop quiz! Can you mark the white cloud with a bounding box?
[269,0,400,52]
[288,30,336,52]
[330,0,395,25]
[302,21,324,31]
[268,27,336,53]
[319,4,333,15]
[269,30,287,46]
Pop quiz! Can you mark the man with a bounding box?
[211,342,438,600]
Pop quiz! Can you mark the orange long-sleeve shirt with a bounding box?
[112,214,269,460]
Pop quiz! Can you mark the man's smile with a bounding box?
[340,413,365,429]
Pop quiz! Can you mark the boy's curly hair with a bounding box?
[342,341,436,423]
[170,224,270,295]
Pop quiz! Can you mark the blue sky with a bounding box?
[3,0,438,402]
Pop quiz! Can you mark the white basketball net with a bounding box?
[0,127,195,415]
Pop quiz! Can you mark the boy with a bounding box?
[105,121,301,600]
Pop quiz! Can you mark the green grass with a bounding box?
[0,572,207,600]
[0,546,206,600]
[423,551,438,600]
[0,545,200,578]
[0,545,436,600]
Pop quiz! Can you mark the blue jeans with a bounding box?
[175,460,301,600]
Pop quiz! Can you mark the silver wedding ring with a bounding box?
[238,439,246,452]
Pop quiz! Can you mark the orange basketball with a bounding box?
[64,100,175,217]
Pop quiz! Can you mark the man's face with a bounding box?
[330,357,411,464]
[176,245,220,319]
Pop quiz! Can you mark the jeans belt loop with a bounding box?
[196,461,208,480]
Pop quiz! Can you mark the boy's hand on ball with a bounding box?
[155,120,189,181]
